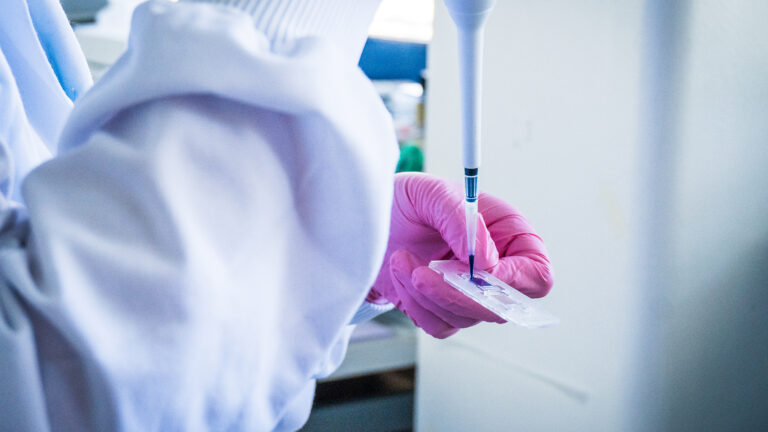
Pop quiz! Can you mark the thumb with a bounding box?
[389,250,461,339]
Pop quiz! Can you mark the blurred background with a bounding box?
[63,1,768,431]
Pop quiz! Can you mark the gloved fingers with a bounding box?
[389,250,460,339]
[411,266,506,324]
[390,174,552,306]
[390,250,495,330]
[404,267,484,328]
[475,191,554,297]
[478,192,535,233]
[488,254,554,299]
[478,192,548,258]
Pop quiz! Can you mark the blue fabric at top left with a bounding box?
[26,0,93,102]
[0,0,92,202]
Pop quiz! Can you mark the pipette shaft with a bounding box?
[465,169,479,277]
[444,0,496,278]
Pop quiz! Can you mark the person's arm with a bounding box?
[2,1,395,431]
[181,0,400,328]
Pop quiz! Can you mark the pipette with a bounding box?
[443,0,497,278]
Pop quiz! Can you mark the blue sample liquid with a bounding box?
[463,274,506,295]
[470,276,492,287]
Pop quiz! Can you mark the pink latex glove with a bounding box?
[368,173,554,338]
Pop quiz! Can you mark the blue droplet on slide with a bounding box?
[470,276,493,287]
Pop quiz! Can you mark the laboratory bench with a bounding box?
[301,311,417,432]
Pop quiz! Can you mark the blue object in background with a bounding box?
[61,0,107,22]
[359,38,427,82]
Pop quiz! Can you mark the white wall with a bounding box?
[418,1,644,430]
[417,1,768,431]
[661,1,768,430]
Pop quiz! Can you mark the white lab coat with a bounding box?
[0,1,397,430]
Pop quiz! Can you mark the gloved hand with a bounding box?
[368,172,554,338]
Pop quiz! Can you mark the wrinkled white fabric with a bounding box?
[0,0,396,431]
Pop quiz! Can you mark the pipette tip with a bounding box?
[468,254,475,279]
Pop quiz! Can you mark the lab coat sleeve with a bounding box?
[350,300,395,325]
[0,2,399,431]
